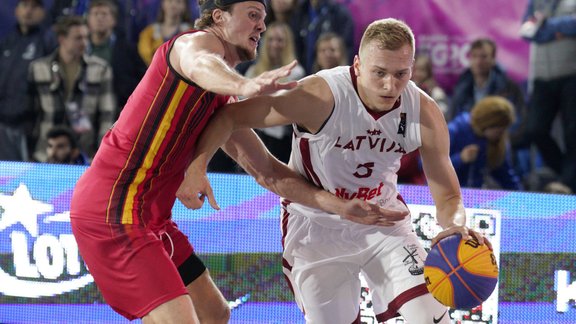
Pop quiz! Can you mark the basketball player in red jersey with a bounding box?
[182,18,491,323]
[70,0,403,323]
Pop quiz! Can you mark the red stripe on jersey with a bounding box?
[299,138,323,187]
[281,202,290,249]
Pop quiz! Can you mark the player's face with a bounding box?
[354,41,413,112]
[222,2,266,61]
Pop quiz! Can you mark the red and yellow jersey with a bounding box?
[70,30,230,228]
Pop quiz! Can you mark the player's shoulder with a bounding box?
[173,30,220,49]
[171,30,226,62]
[315,66,352,80]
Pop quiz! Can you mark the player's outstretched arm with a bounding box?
[172,32,297,98]
[177,76,333,210]
[177,76,407,224]
[220,128,408,224]
[419,93,488,247]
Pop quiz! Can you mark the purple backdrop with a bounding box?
[339,0,530,92]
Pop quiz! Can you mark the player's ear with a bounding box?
[353,55,361,76]
[212,8,224,24]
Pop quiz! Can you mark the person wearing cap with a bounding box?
[448,95,523,190]
[69,0,390,322]
[0,0,56,161]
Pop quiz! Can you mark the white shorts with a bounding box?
[281,207,447,323]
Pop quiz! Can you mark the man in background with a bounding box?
[0,0,55,161]
[45,126,89,165]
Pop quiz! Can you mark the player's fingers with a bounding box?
[380,208,409,220]
[276,80,298,90]
[280,60,297,71]
[469,230,490,248]
[185,193,204,210]
[377,219,395,227]
[205,188,220,210]
[459,227,472,241]
[431,231,452,246]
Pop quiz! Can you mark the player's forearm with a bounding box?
[257,159,345,215]
[186,53,250,96]
[435,195,467,230]
[187,112,235,174]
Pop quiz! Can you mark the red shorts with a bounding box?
[71,218,194,320]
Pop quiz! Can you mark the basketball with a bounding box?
[424,234,499,309]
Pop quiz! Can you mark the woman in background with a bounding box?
[448,96,522,190]
[137,0,192,65]
[412,53,449,120]
[311,32,348,73]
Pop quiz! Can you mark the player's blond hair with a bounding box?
[359,18,415,56]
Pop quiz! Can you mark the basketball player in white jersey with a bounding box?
[179,18,489,323]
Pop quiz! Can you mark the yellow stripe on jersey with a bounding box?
[105,67,172,224]
[120,81,189,224]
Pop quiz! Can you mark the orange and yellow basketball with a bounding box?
[424,234,498,309]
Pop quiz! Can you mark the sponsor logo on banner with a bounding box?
[0,183,93,298]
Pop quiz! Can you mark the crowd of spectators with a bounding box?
[0,0,573,195]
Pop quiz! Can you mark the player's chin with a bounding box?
[238,46,257,62]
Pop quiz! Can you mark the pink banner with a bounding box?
[339,0,530,93]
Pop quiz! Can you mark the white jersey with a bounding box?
[286,66,422,226]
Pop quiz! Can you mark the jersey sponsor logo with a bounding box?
[335,182,384,201]
[0,184,93,298]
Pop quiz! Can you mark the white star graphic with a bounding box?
[0,183,53,237]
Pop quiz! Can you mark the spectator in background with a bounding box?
[520,0,576,194]
[266,0,297,25]
[411,53,449,120]
[449,38,526,121]
[86,0,147,113]
[137,0,193,65]
[28,15,116,161]
[449,38,530,181]
[245,21,305,164]
[311,31,348,73]
[448,96,522,190]
[292,0,354,74]
[45,125,89,164]
[0,0,56,161]
[48,0,128,39]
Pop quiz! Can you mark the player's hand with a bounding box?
[176,172,220,210]
[340,199,409,226]
[241,60,299,97]
[431,226,492,250]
